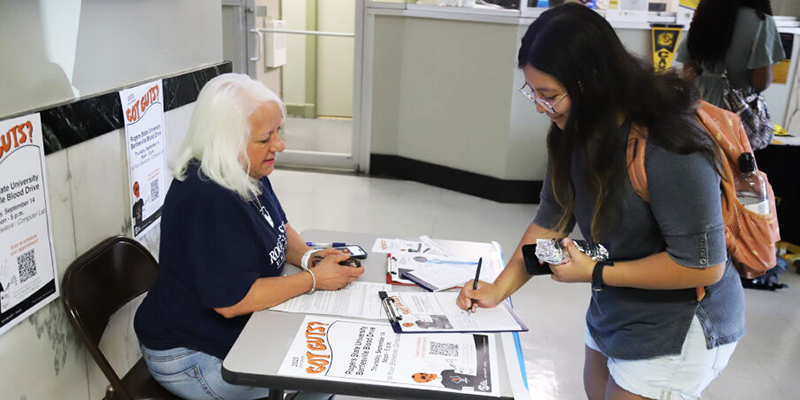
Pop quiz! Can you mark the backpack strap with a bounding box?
[625,121,706,302]
[626,124,649,202]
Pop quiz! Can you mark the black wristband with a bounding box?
[592,260,613,291]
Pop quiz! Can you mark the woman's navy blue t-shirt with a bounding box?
[134,161,288,359]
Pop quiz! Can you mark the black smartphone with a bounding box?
[521,244,553,276]
[339,258,362,267]
[311,257,362,267]
[334,245,368,259]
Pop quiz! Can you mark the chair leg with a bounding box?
[269,389,285,400]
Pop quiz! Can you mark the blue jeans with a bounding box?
[140,344,333,400]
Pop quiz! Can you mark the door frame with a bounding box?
[222,0,257,78]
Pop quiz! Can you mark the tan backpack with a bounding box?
[626,101,780,301]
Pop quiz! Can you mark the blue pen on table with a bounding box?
[306,242,346,248]
[469,257,483,314]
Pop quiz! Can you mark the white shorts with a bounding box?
[585,316,737,400]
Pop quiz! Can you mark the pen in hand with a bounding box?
[469,257,483,314]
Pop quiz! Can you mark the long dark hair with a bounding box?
[518,3,720,241]
[687,0,774,65]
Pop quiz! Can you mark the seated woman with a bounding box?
[134,73,363,400]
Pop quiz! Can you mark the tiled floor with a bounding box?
[269,168,800,400]
[282,116,353,155]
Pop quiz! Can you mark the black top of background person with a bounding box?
[687,0,775,66]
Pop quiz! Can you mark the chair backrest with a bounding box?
[62,236,159,398]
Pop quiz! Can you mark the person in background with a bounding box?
[677,0,785,147]
[458,4,744,400]
[134,73,363,400]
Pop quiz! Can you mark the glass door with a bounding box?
[250,0,363,171]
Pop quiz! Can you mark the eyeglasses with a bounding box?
[518,83,568,114]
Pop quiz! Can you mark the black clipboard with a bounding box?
[379,291,404,333]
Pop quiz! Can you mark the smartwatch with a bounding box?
[592,260,614,291]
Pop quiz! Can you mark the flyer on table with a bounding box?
[0,113,59,336]
[120,80,167,238]
[278,316,499,396]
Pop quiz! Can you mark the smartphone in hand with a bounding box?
[521,244,553,275]
[339,258,362,267]
[334,245,368,260]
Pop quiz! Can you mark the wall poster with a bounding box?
[0,113,59,336]
[120,80,167,238]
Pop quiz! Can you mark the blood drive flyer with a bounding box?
[278,316,499,396]
[0,113,59,336]
[119,80,167,239]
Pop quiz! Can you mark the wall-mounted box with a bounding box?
[265,20,286,68]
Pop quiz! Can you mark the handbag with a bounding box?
[720,71,774,150]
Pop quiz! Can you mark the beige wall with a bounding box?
[283,0,311,105]
[0,1,222,399]
[317,0,355,117]
[774,0,800,17]
[0,0,221,118]
[369,13,799,182]
[370,16,552,181]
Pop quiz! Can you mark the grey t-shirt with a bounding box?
[533,121,745,360]
[676,7,786,107]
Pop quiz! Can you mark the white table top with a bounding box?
[222,230,529,399]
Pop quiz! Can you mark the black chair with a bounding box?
[62,236,181,400]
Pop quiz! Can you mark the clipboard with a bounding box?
[379,291,528,334]
[385,254,418,286]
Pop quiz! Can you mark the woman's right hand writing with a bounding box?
[456,280,505,312]
[309,253,364,291]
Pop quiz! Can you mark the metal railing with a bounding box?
[249,28,355,61]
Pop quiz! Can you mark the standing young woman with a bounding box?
[457,4,744,400]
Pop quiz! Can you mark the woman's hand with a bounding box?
[309,252,364,291]
[457,280,505,312]
[549,238,594,283]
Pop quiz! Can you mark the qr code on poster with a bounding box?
[150,179,159,200]
[18,248,36,283]
[429,341,459,357]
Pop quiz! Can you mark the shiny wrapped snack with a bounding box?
[535,238,609,265]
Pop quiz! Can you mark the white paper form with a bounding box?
[372,238,444,255]
[400,253,504,292]
[271,281,390,320]
[385,292,527,333]
[278,316,499,396]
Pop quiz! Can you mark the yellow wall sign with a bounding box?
[679,0,699,10]
[651,27,682,73]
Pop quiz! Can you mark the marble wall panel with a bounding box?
[0,65,218,400]
[0,301,88,400]
[0,151,87,400]
[45,149,78,281]
[66,130,129,255]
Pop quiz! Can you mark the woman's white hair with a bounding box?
[172,73,286,201]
